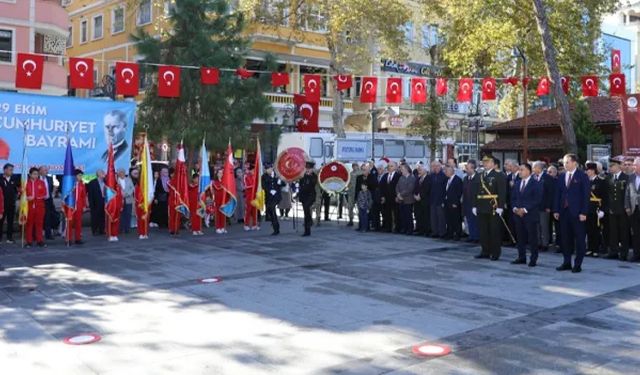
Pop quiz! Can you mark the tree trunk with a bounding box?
[531,0,577,154]
[328,41,346,138]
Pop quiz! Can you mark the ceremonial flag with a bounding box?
[561,76,570,95]
[360,77,378,103]
[410,78,427,104]
[61,142,76,221]
[385,77,402,104]
[609,73,626,97]
[612,49,621,73]
[201,67,219,85]
[536,77,550,96]
[481,78,496,101]
[69,57,94,90]
[219,142,237,217]
[16,53,44,90]
[522,77,532,88]
[334,74,353,91]
[271,72,289,87]
[457,78,473,102]
[104,143,123,228]
[581,76,598,97]
[115,62,139,96]
[303,74,322,103]
[436,78,448,96]
[235,68,253,79]
[198,139,211,218]
[18,149,28,226]
[139,135,154,218]
[250,138,265,211]
[172,142,190,218]
[158,65,180,98]
[504,77,519,86]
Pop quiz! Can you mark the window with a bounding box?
[310,138,323,158]
[405,140,425,158]
[384,140,404,158]
[164,0,176,17]
[112,6,125,34]
[301,4,326,32]
[137,0,152,25]
[421,25,430,49]
[66,26,72,47]
[0,29,13,62]
[263,0,289,26]
[373,139,384,158]
[80,20,88,43]
[404,22,414,43]
[92,15,103,40]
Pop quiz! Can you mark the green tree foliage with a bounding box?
[133,0,275,154]
[573,99,605,162]
[408,98,444,162]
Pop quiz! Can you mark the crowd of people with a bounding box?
[1,151,640,274]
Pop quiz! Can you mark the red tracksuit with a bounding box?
[105,186,123,237]
[168,182,180,234]
[25,179,47,244]
[244,172,258,227]
[66,182,86,242]
[213,180,226,230]
[188,184,202,232]
[134,185,151,237]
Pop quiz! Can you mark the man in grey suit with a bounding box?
[624,157,640,262]
[117,168,135,234]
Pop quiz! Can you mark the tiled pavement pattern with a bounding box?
[1,220,639,374]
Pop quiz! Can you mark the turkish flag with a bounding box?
[612,49,621,73]
[561,76,570,95]
[360,77,378,103]
[334,74,352,91]
[536,77,550,96]
[69,57,94,89]
[294,94,319,133]
[201,67,219,85]
[436,78,448,96]
[609,73,626,97]
[235,68,253,79]
[15,53,44,89]
[410,78,427,104]
[457,78,473,103]
[158,65,180,98]
[581,75,598,97]
[303,74,321,103]
[522,77,531,88]
[271,72,289,87]
[115,62,139,96]
[481,78,496,101]
[503,77,519,86]
[386,77,402,104]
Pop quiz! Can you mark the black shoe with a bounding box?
[571,266,582,273]
[355,228,361,232]
[490,256,500,261]
[511,258,527,265]
[540,246,548,252]
[556,264,572,271]
[25,243,32,248]
[75,240,84,245]
[605,253,619,259]
[37,242,47,248]
[271,231,279,236]
[619,255,628,261]
[528,261,537,267]
[586,251,593,257]
[324,218,330,222]
[302,232,310,237]
[630,256,640,262]
[347,221,353,227]
[474,254,489,259]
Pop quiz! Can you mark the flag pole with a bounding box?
[21,122,28,249]
[65,125,70,247]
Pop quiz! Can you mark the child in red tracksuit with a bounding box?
[212,169,227,234]
[188,173,203,236]
[66,169,87,245]
[134,184,151,239]
[25,167,47,248]
[243,166,259,230]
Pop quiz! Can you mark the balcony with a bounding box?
[35,0,69,33]
[264,92,353,112]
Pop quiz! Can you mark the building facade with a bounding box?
[0,0,69,95]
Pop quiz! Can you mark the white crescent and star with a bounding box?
[586,78,595,88]
[561,77,567,85]
[121,67,135,84]
[484,81,493,90]
[22,59,37,77]
[364,81,374,93]
[338,75,348,83]
[75,60,89,77]
[390,81,399,94]
[613,77,622,87]
[613,54,620,65]
[307,78,318,91]
[163,70,175,86]
[300,103,314,120]
[414,82,424,93]
[462,82,470,92]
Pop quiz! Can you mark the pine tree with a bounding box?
[408,98,444,163]
[573,99,604,162]
[134,0,275,155]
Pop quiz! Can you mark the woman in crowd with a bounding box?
[395,164,416,235]
[152,166,170,228]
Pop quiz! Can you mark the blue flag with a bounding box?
[61,142,76,218]
[198,139,211,217]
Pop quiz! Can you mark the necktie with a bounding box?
[388,173,392,183]
[566,173,572,187]
[520,180,525,193]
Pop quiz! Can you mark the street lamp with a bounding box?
[467,99,486,161]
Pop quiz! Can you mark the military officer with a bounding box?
[299,161,318,237]
[472,155,507,261]
[585,162,607,257]
[607,158,630,260]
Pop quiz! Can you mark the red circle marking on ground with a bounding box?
[198,277,223,284]
[411,343,452,357]
[63,333,101,345]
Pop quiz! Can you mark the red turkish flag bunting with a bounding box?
[360,77,378,103]
[386,77,402,104]
[522,77,531,88]
[334,74,353,91]
[271,72,289,87]
[581,76,598,97]
[609,73,626,96]
[457,78,473,102]
[201,67,219,85]
[410,78,427,104]
[303,74,322,103]
[293,94,319,133]
[481,78,496,101]
[436,78,448,96]
[235,68,253,79]
[611,49,621,73]
[536,77,550,96]
[158,65,180,98]
[561,76,570,95]
[503,77,519,86]
[69,57,94,89]
[15,53,44,89]
[115,62,139,96]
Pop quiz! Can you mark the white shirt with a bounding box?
[614,171,622,181]
[520,176,530,192]
[565,168,576,186]
[118,177,126,191]
[446,176,454,190]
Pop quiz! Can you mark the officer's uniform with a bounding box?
[262,169,285,235]
[299,162,318,236]
[607,161,629,259]
[473,156,507,260]
[586,163,608,257]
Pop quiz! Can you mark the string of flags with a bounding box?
[11,49,627,104]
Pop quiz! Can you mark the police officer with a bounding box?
[607,158,629,260]
[585,162,607,257]
[472,155,507,261]
[299,161,318,237]
[262,163,285,236]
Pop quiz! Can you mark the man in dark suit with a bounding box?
[262,164,285,235]
[87,170,106,235]
[463,160,479,243]
[532,161,554,252]
[553,154,590,273]
[443,165,463,240]
[413,162,431,236]
[299,161,317,237]
[511,163,542,266]
[606,158,629,260]
[39,166,56,240]
[355,163,378,230]
[585,162,607,257]
[370,163,385,231]
[504,159,519,246]
[0,163,18,243]
[472,155,507,260]
[429,161,447,238]
[379,161,400,233]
